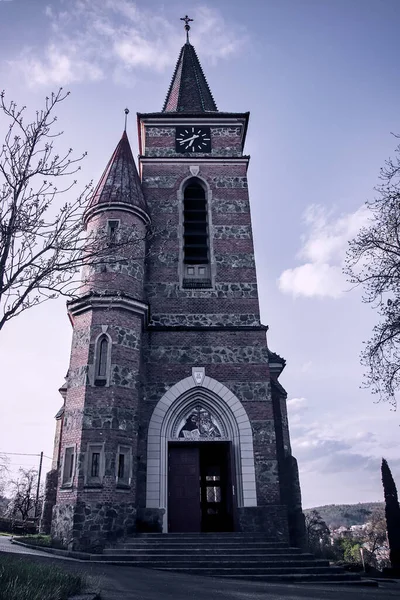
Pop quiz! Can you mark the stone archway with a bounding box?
[146,369,257,531]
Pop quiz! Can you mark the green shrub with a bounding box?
[341,537,363,563]
[0,555,83,600]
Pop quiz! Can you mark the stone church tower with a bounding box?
[45,20,304,551]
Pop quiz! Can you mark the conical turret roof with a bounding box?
[163,42,218,113]
[86,131,147,217]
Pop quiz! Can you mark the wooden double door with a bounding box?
[168,442,235,532]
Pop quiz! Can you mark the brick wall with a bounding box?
[139,120,282,511]
[52,206,147,550]
[50,113,301,548]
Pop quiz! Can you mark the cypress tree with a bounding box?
[381,458,400,569]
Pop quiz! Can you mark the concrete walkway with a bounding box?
[1,536,399,600]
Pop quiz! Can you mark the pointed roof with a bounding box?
[163,42,218,113]
[85,131,147,218]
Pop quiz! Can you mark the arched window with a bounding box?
[94,334,110,386]
[182,181,211,287]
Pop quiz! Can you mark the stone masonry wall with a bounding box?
[52,111,297,544]
[139,146,284,517]
[81,210,147,301]
[144,126,244,158]
[40,470,58,535]
[52,202,148,550]
[53,307,144,549]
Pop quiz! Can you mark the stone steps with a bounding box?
[98,556,328,567]
[176,572,364,583]
[109,543,295,552]
[133,533,274,539]
[154,565,343,575]
[101,548,306,562]
[102,533,362,583]
[130,534,278,543]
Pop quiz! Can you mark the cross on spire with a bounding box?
[180,14,193,43]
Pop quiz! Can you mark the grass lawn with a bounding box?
[0,554,84,600]
[14,534,52,547]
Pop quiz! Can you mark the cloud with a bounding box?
[278,204,369,299]
[279,262,344,299]
[294,436,352,465]
[10,1,247,86]
[21,44,104,86]
[287,397,308,412]
[322,451,380,474]
[290,411,400,483]
[285,397,400,506]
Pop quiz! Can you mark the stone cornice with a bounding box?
[68,294,149,322]
[146,324,268,332]
[137,112,249,122]
[84,202,151,226]
[139,156,250,166]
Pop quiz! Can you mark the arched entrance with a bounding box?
[146,370,257,532]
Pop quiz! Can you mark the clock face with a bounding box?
[175,126,211,153]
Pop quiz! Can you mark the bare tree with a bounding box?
[0,89,151,332]
[354,509,390,569]
[345,136,400,408]
[0,452,10,497]
[6,468,40,522]
[363,510,388,555]
[304,509,330,550]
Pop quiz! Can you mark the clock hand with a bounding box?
[179,134,200,144]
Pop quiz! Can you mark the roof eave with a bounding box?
[137,111,249,119]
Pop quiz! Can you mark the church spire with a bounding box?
[85,128,147,221]
[162,16,218,113]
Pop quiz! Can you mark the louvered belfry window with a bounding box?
[183,181,211,287]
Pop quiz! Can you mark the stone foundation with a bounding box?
[52,501,137,552]
[237,505,289,541]
[40,470,58,534]
[285,456,307,548]
[136,508,164,533]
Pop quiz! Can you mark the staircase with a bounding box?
[98,533,364,583]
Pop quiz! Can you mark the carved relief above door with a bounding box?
[175,405,226,440]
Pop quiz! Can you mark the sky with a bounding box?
[0,0,399,509]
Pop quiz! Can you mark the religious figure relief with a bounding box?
[179,414,201,440]
[178,406,222,439]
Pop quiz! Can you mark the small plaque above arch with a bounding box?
[192,366,205,386]
[173,405,227,441]
[189,165,200,176]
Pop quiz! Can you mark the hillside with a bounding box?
[304,502,384,529]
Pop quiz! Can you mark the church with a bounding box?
[42,17,304,552]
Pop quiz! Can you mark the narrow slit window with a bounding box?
[107,220,119,245]
[118,453,125,479]
[91,452,100,478]
[116,445,131,487]
[68,451,74,479]
[95,335,110,386]
[62,446,75,486]
[85,443,104,486]
[97,338,108,378]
